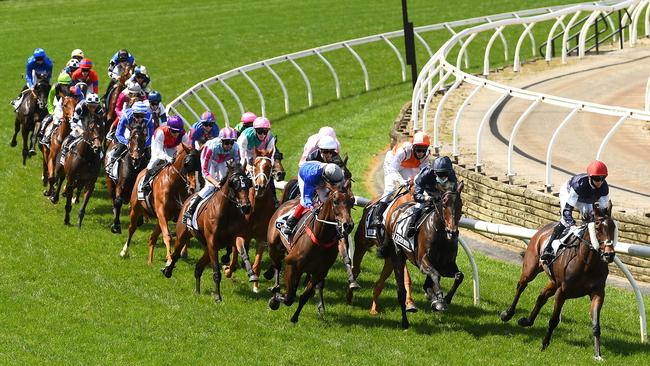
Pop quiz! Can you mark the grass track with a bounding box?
[1,1,648,364]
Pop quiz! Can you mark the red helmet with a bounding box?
[80,58,93,70]
[587,160,608,177]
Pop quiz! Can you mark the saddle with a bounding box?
[392,204,435,254]
[137,161,170,204]
[543,224,588,258]
[274,208,314,251]
[59,137,82,165]
[108,149,128,181]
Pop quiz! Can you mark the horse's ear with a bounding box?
[457,181,464,193]
[607,200,613,217]
[343,153,349,166]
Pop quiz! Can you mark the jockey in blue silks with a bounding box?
[11,48,53,109]
[190,110,220,150]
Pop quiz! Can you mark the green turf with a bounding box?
[1,0,648,364]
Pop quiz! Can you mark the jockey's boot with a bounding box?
[540,223,566,263]
[376,237,392,259]
[282,215,299,236]
[59,135,74,164]
[370,201,389,229]
[406,207,423,237]
[183,195,201,225]
[141,170,153,197]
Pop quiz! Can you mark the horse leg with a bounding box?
[443,271,465,305]
[21,122,29,165]
[339,238,360,290]
[72,186,82,204]
[41,146,49,187]
[590,288,605,361]
[208,244,223,303]
[30,120,39,156]
[316,279,325,314]
[235,237,258,282]
[156,206,174,265]
[111,196,123,234]
[193,252,210,294]
[370,258,394,315]
[390,253,409,329]
[419,257,446,312]
[251,240,266,293]
[346,237,367,305]
[77,183,95,228]
[518,280,558,327]
[290,277,320,324]
[501,262,543,322]
[224,245,239,278]
[10,116,19,147]
[120,204,143,258]
[63,183,74,225]
[403,265,417,313]
[161,224,190,277]
[148,224,163,265]
[50,172,65,204]
[541,289,566,351]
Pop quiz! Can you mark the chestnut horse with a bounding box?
[10,73,50,165]
[500,202,617,360]
[119,144,200,264]
[42,96,76,197]
[104,65,132,124]
[267,180,355,324]
[382,182,464,329]
[50,116,105,227]
[348,185,418,314]
[224,148,276,293]
[161,160,252,303]
[105,122,149,234]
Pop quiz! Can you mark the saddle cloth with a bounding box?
[186,192,215,231]
[364,198,404,239]
[274,208,296,249]
[59,137,82,165]
[543,224,588,257]
[392,206,418,253]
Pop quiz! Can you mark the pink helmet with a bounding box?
[253,117,271,129]
[318,126,336,139]
[219,127,237,140]
[240,111,257,124]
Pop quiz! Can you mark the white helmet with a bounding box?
[127,83,142,94]
[67,58,80,68]
[86,93,100,105]
[318,136,337,150]
[319,126,336,139]
[322,163,344,183]
[71,49,85,59]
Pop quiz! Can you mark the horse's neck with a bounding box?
[311,201,336,239]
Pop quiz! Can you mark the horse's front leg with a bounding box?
[370,258,394,315]
[420,257,446,312]
[155,206,174,266]
[339,237,360,290]
[390,252,409,329]
[590,288,605,361]
[290,276,320,324]
[41,146,49,188]
[10,115,20,147]
[193,252,210,294]
[444,271,465,305]
[541,288,566,351]
[316,279,325,314]
[120,203,143,259]
[21,120,29,165]
[63,183,74,225]
[251,239,266,293]
[207,240,222,303]
[30,120,40,156]
[235,237,258,282]
[519,280,558,327]
[78,180,97,228]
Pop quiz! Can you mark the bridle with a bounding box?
[430,190,460,238]
[253,156,273,194]
[220,170,251,210]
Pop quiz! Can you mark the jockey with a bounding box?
[237,116,276,173]
[183,127,240,224]
[189,111,220,150]
[145,91,167,126]
[59,94,103,162]
[71,59,99,94]
[114,83,145,121]
[105,48,136,97]
[106,101,154,174]
[371,131,431,240]
[541,160,610,263]
[69,82,87,102]
[39,73,73,143]
[12,48,53,108]
[299,126,341,166]
[141,116,188,197]
[63,58,80,77]
[70,49,85,62]
[125,65,151,93]
[282,162,345,236]
[304,135,342,165]
[234,111,257,134]
[408,156,458,236]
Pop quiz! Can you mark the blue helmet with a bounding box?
[148,91,162,103]
[33,48,46,58]
[432,156,453,173]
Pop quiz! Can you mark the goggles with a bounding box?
[255,128,269,135]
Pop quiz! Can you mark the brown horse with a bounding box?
[42,96,77,197]
[10,73,50,165]
[119,144,200,264]
[267,180,355,324]
[50,116,105,227]
[348,186,419,314]
[500,202,617,360]
[161,160,252,303]
[104,65,132,124]
[381,182,464,329]
[224,148,276,293]
[105,122,149,234]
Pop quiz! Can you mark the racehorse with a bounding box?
[267,180,355,324]
[161,160,253,303]
[41,96,76,197]
[105,121,149,234]
[119,144,200,264]
[50,115,105,227]
[10,72,50,165]
[499,202,617,360]
[347,186,419,314]
[104,64,132,124]
[381,182,464,329]
[272,149,286,182]
[224,148,275,293]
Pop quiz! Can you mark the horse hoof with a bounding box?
[369,308,379,315]
[110,225,121,234]
[401,319,410,330]
[431,300,447,312]
[119,250,128,258]
[269,285,280,294]
[594,355,604,362]
[518,317,533,327]
[268,297,280,311]
[248,274,259,283]
[291,316,299,324]
[64,220,71,226]
[29,149,36,156]
[263,267,275,280]
[10,141,16,147]
[50,196,58,204]
[215,296,222,304]
[224,268,232,278]
[161,266,173,278]
[43,190,50,196]
[252,284,259,294]
[180,250,188,259]
[348,280,361,290]
[500,310,513,322]
[405,303,418,313]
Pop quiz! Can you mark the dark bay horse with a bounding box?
[105,122,149,234]
[50,116,105,227]
[267,180,355,324]
[382,182,464,329]
[224,148,276,293]
[348,186,418,314]
[42,96,76,197]
[500,202,617,360]
[11,73,50,165]
[161,161,252,303]
[119,144,200,264]
[104,65,132,124]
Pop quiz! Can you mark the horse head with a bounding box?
[253,147,273,197]
[178,143,200,195]
[271,148,286,181]
[84,117,105,155]
[439,181,464,240]
[33,73,50,110]
[323,179,355,238]
[62,97,77,121]
[224,160,252,214]
[590,201,617,263]
[128,122,147,163]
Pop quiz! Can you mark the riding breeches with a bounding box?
[198,182,217,199]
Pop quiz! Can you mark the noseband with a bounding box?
[221,172,251,209]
